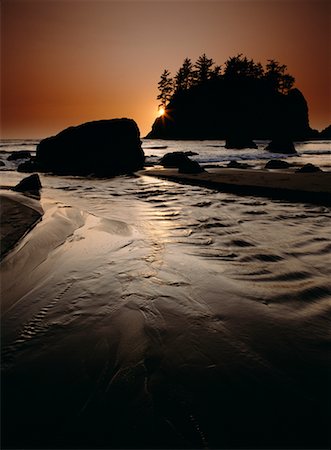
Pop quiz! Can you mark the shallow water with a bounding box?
[1,142,331,448]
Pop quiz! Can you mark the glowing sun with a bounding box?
[158,107,165,117]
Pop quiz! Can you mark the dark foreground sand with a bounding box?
[0,191,43,260]
[1,175,330,449]
[142,167,331,205]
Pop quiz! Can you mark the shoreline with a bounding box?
[0,191,43,261]
[141,167,331,205]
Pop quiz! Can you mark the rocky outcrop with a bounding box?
[12,174,42,193]
[159,152,192,168]
[265,160,292,169]
[146,80,316,140]
[296,163,322,173]
[265,139,297,154]
[19,119,145,177]
[159,151,204,173]
[8,151,31,161]
[178,159,204,174]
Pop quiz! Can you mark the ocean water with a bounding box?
[1,138,331,449]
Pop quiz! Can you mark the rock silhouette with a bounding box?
[12,174,42,194]
[265,160,292,169]
[8,151,31,161]
[178,159,204,174]
[159,152,192,168]
[19,119,145,177]
[265,138,297,154]
[296,163,322,173]
[147,58,316,140]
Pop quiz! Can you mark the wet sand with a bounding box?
[1,176,330,449]
[0,191,43,260]
[142,167,331,205]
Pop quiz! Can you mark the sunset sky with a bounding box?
[1,0,330,139]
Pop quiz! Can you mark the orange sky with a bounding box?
[1,0,330,138]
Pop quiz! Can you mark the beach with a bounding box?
[143,166,331,205]
[1,157,330,448]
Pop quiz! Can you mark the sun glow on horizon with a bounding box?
[158,107,165,117]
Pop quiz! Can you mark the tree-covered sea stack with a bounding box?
[147,54,317,141]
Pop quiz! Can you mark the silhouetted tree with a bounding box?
[224,54,264,79]
[174,58,194,92]
[193,53,215,84]
[264,60,295,93]
[157,69,173,108]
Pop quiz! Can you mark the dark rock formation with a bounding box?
[178,159,204,174]
[227,160,250,169]
[225,137,257,149]
[12,174,42,193]
[320,125,331,139]
[0,161,5,167]
[146,79,316,140]
[296,163,322,173]
[159,152,192,168]
[8,151,31,161]
[19,119,144,177]
[265,139,297,154]
[265,160,292,169]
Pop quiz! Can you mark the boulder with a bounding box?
[225,137,257,149]
[19,119,145,176]
[265,159,292,169]
[0,161,5,167]
[295,163,322,173]
[227,160,250,169]
[12,174,42,193]
[178,159,204,174]
[159,152,192,168]
[7,151,31,161]
[265,139,297,154]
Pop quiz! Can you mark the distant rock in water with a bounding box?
[265,159,292,169]
[159,152,192,168]
[19,119,144,176]
[8,151,31,161]
[146,82,316,140]
[178,159,204,174]
[12,174,42,193]
[265,139,297,154]
[296,163,322,173]
[225,137,257,149]
[227,160,250,169]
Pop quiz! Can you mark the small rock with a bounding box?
[12,174,42,193]
[160,152,191,168]
[0,161,5,167]
[7,151,31,161]
[227,160,250,169]
[178,159,204,174]
[265,139,297,154]
[265,160,291,169]
[295,163,322,173]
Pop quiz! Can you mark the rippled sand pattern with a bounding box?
[1,174,330,449]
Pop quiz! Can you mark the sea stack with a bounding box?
[19,119,145,177]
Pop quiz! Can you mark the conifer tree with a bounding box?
[157,69,173,107]
[265,60,295,93]
[193,53,215,84]
[174,58,194,92]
